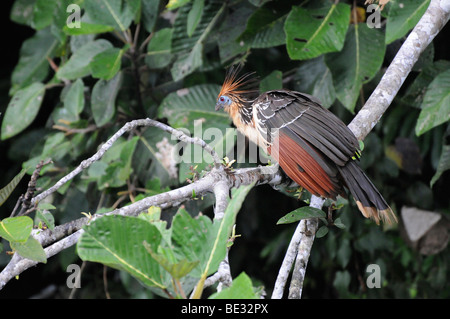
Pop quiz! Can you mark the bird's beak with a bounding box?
[215,103,223,111]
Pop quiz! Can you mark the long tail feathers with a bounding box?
[338,161,398,225]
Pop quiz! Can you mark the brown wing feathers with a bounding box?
[217,69,397,225]
[255,90,396,225]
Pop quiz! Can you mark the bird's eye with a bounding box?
[219,96,225,102]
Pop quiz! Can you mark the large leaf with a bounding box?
[209,272,258,299]
[171,0,223,53]
[141,0,161,32]
[238,7,287,49]
[0,216,33,243]
[187,0,205,37]
[32,0,58,30]
[170,0,224,79]
[11,236,47,263]
[56,39,113,80]
[10,28,58,93]
[90,46,127,80]
[402,60,450,108]
[77,215,167,288]
[190,182,256,298]
[61,78,85,123]
[416,69,450,136]
[171,42,204,81]
[145,28,174,69]
[285,3,350,60]
[83,0,140,31]
[385,0,430,44]
[1,82,46,140]
[63,22,115,35]
[326,23,386,112]
[216,5,253,63]
[293,56,336,108]
[91,71,123,127]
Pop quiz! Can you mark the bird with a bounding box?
[215,65,397,225]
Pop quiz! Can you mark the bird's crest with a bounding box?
[218,65,258,99]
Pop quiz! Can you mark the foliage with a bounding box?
[0,0,449,299]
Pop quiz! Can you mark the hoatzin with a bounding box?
[215,66,397,225]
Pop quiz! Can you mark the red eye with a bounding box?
[220,96,225,102]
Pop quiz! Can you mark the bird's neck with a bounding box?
[237,100,254,126]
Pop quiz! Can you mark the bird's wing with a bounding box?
[253,90,360,198]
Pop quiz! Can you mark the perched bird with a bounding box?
[215,66,397,225]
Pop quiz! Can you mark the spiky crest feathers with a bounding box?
[217,65,259,103]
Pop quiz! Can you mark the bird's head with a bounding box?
[215,95,232,111]
[215,64,258,113]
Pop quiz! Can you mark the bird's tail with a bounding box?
[338,161,397,225]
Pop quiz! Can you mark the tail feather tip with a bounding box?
[356,201,398,225]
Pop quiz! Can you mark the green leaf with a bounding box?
[402,60,450,108]
[238,7,286,49]
[62,79,85,122]
[216,6,253,63]
[10,0,35,26]
[166,0,191,10]
[430,145,450,187]
[0,168,27,207]
[285,3,350,60]
[11,236,47,263]
[0,216,33,243]
[293,56,336,108]
[190,182,255,298]
[326,23,386,112]
[187,0,204,37]
[141,0,161,32]
[77,215,167,288]
[146,28,174,69]
[1,82,46,140]
[35,210,55,230]
[170,0,224,78]
[210,272,258,299]
[10,28,58,93]
[415,69,450,136]
[91,71,123,127]
[316,225,329,238]
[90,46,127,80]
[83,0,140,31]
[277,206,326,225]
[63,22,115,35]
[95,136,139,189]
[171,42,203,81]
[144,241,199,279]
[385,0,430,44]
[57,39,113,80]
[32,0,58,30]
[260,70,283,92]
